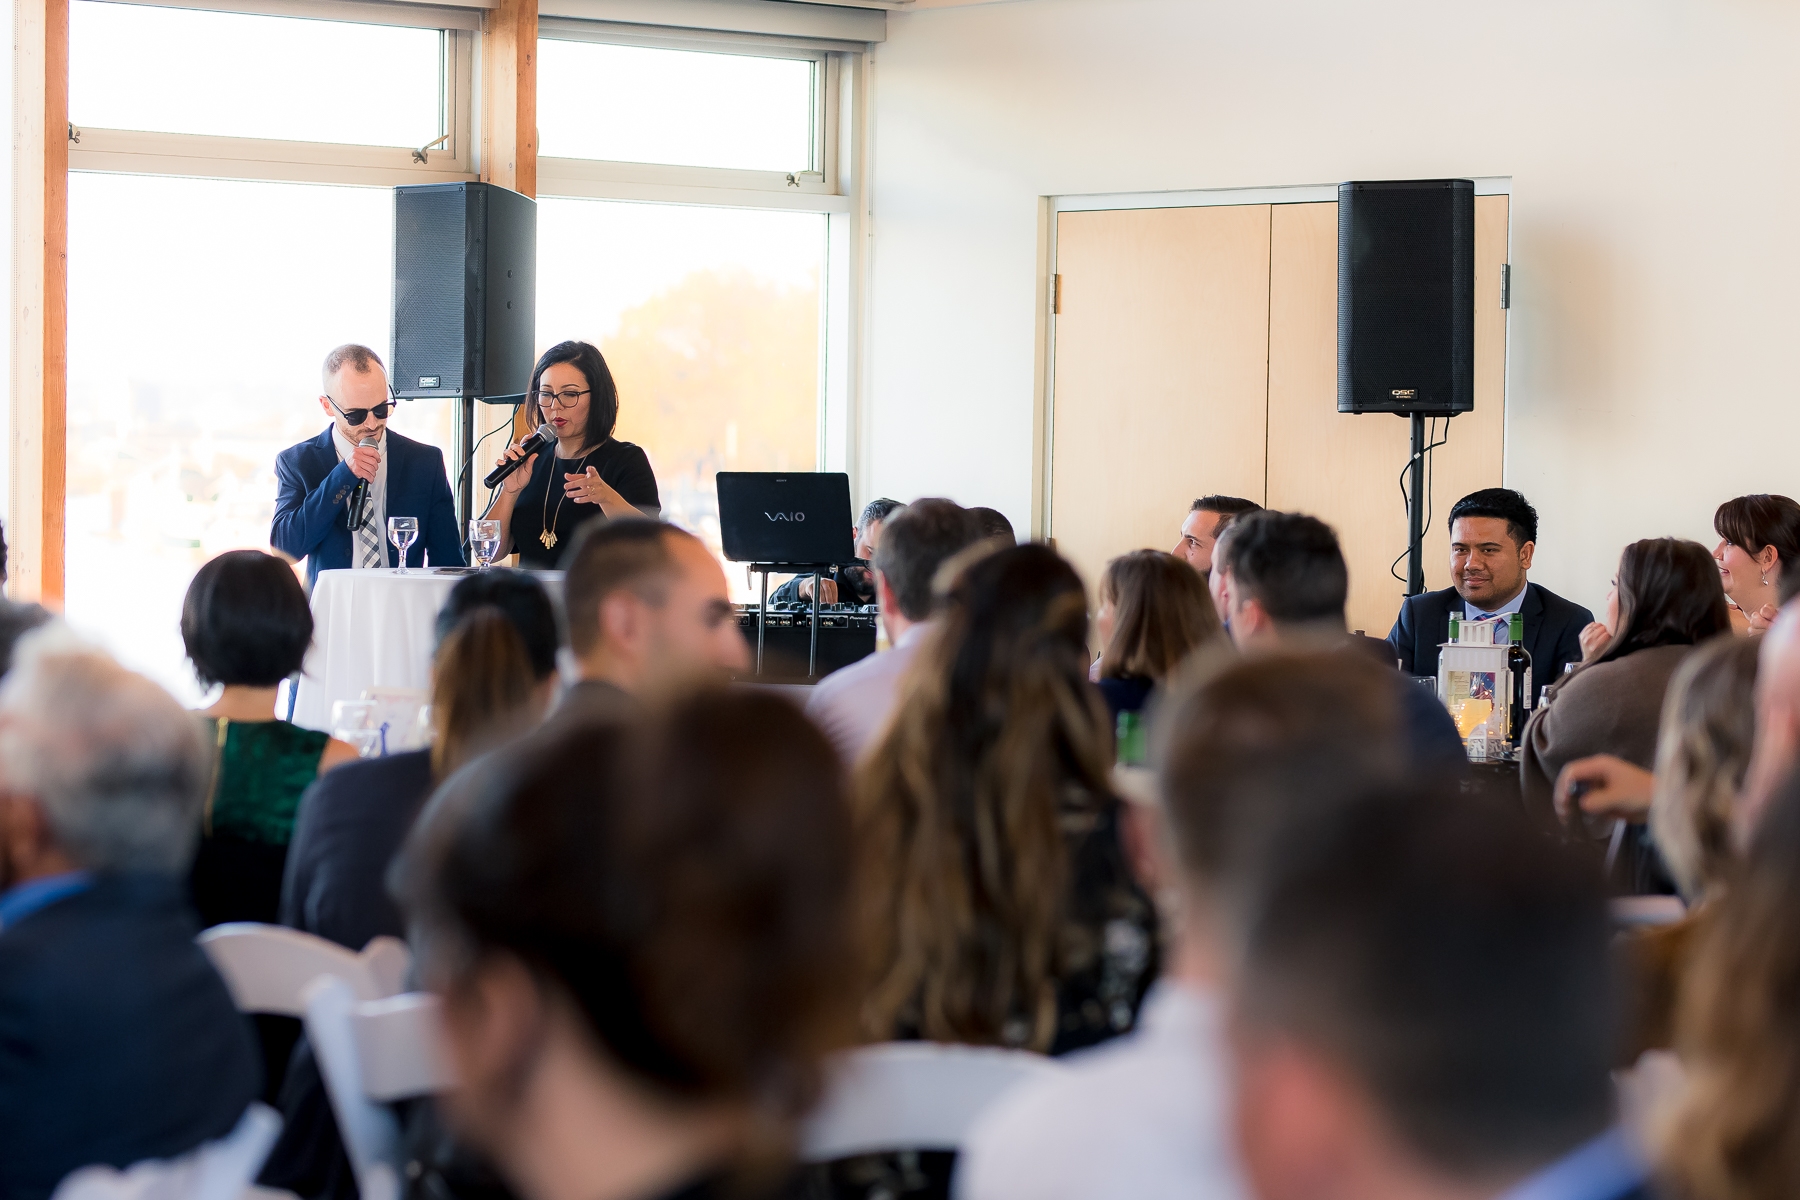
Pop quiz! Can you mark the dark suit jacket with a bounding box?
[0,874,260,1200]
[271,427,465,587]
[1387,582,1594,685]
[280,749,434,951]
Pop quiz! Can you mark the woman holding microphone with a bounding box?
[488,340,661,569]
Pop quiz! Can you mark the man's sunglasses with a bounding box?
[327,394,397,426]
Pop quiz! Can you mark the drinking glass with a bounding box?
[388,516,419,574]
[330,700,382,758]
[469,519,502,569]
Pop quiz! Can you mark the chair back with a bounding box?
[305,980,454,1200]
[51,1103,282,1200]
[198,923,410,1015]
[798,1042,1065,1162]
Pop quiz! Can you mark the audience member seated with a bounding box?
[858,542,1157,1057]
[969,506,1016,543]
[1661,768,1800,1200]
[281,568,559,953]
[1172,494,1261,576]
[1206,517,1243,634]
[392,691,857,1200]
[1522,538,1731,870]
[1388,487,1594,681]
[0,636,259,1200]
[1091,549,1223,719]
[553,518,749,719]
[1711,493,1800,634]
[183,550,358,929]
[1230,786,1641,1200]
[958,651,1413,1200]
[805,499,981,764]
[1740,600,1800,836]
[1218,509,1467,776]
[774,497,902,607]
[0,519,49,678]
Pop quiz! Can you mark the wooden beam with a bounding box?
[480,0,536,200]
[10,0,69,606]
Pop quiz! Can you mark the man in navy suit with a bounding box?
[0,636,259,1200]
[1387,488,1593,686]
[271,344,464,586]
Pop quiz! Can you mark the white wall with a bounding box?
[862,0,1800,614]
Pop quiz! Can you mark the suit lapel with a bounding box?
[1520,583,1550,668]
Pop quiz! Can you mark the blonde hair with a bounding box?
[1649,634,1759,901]
[854,543,1113,1051]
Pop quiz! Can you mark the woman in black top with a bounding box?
[488,340,661,570]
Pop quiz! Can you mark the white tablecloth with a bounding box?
[291,569,465,732]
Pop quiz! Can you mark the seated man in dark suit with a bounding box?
[1230,787,1649,1200]
[1388,487,1594,685]
[1219,509,1468,778]
[271,344,465,587]
[0,635,259,1200]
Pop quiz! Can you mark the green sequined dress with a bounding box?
[188,717,331,929]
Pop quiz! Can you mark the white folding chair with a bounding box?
[52,1103,282,1200]
[1610,896,1688,927]
[304,981,454,1200]
[798,1043,1066,1162]
[198,924,411,1015]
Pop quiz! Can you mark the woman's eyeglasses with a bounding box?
[327,395,396,425]
[536,388,590,410]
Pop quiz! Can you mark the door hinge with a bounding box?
[1051,273,1062,315]
[1500,263,1511,310]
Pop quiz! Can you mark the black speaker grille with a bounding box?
[393,185,470,398]
[1337,179,1475,416]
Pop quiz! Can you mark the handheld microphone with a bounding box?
[346,435,379,530]
[483,423,558,490]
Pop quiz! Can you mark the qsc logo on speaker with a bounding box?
[763,512,807,522]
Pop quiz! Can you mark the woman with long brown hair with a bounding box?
[1521,538,1731,884]
[856,542,1157,1057]
[1092,549,1224,719]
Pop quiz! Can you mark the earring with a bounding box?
[1762,571,1770,586]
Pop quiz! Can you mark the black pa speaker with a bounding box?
[1337,179,1475,416]
[392,182,536,403]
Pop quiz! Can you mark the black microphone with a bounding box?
[345,435,378,530]
[482,424,557,490]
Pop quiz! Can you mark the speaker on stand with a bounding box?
[1337,178,1475,596]
[391,181,538,533]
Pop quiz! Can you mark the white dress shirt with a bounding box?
[1465,584,1528,643]
[954,982,1250,1200]
[804,622,930,765]
[332,425,387,568]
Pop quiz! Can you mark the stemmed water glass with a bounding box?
[388,516,419,574]
[469,519,502,570]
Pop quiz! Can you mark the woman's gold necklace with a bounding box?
[539,442,593,550]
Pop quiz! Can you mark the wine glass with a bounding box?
[330,700,382,758]
[388,516,419,574]
[469,519,502,570]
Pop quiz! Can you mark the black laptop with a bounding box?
[716,472,856,565]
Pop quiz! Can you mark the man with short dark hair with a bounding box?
[272,344,464,585]
[804,498,980,763]
[553,518,747,716]
[1231,786,1643,1200]
[1174,495,1263,575]
[960,652,1412,1200]
[1387,487,1593,681]
[774,496,902,607]
[1221,510,1466,775]
[0,636,260,1200]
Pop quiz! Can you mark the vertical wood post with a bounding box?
[10,0,68,605]
[480,0,536,200]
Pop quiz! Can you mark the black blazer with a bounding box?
[271,427,466,588]
[0,874,260,1200]
[1387,582,1595,684]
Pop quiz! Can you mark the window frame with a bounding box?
[66,0,479,184]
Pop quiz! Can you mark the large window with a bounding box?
[537,199,825,595]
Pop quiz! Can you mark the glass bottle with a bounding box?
[1507,612,1533,744]
[1116,710,1147,767]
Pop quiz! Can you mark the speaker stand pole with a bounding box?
[455,395,475,532]
[1406,411,1427,596]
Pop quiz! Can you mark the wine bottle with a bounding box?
[1507,612,1532,744]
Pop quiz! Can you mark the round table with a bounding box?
[290,568,562,733]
